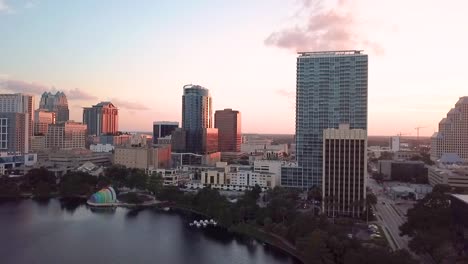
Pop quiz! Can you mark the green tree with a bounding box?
[60,171,97,197]
[302,230,334,264]
[400,184,453,262]
[147,173,163,196]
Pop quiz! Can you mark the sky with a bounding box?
[0,0,467,136]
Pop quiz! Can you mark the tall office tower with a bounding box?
[282,50,368,189]
[431,97,468,162]
[34,109,56,135]
[182,84,215,154]
[153,121,179,144]
[0,93,34,153]
[83,102,119,136]
[46,121,87,150]
[39,91,69,122]
[322,124,367,218]
[215,109,241,152]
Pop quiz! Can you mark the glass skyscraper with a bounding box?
[282,50,368,189]
[182,84,216,154]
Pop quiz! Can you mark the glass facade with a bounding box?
[153,122,179,144]
[182,84,213,154]
[282,51,368,189]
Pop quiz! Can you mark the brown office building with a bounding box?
[322,124,367,218]
[214,109,241,152]
[83,102,118,136]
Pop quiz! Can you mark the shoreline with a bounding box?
[0,196,305,263]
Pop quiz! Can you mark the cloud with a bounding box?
[276,89,295,98]
[0,77,99,102]
[111,98,150,111]
[265,0,384,55]
[0,78,48,94]
[68,88,98,101]
[0,0,10,12]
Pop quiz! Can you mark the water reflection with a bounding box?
[0,199,301,264]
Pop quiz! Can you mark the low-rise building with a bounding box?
[378,160,428,182]
[113,144,171,170]
[46,121,87,150]
[428,165,468,189]
[0,152,37,175]
[450,194,468,256]
[90,144,114,153]
[147,168,191,186]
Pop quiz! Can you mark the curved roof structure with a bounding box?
[88,187,117,204]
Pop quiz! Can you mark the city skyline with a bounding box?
[1,0,468,136]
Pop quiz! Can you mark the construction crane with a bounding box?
[415,126,427,144]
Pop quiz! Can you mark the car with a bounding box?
[370,234,382,239]
[382,202,385,205]
[347,234,353,239]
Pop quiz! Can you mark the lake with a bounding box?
[0,199,301,264]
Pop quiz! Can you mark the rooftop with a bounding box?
[298,50,364,57]
[452,194,468,205]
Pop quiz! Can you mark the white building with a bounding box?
[147,168,192,186]
[390,136,400,152]
[90,144,114,153]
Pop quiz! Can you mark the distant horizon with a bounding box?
[1,0,467,136]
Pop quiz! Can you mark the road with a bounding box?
[367,177,411,251]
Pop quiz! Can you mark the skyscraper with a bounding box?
[282,50,368,189]
[431,96,468,162]
[39,91,69,122]
[153,121,179,144]
[83,102,119,136]
[181,84,217,154]
[214,109,241,152]
[0,93,34,153]
[322,124,367,218]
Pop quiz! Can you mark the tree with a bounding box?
[25,167,56,187]
[302,230,334,264]
[400,184,453,262]
[60,171,97,197]
[127,169,147,190]
[147,173,163,196]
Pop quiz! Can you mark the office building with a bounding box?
[153,121,178,144]
[83,102,119,136]
[34,109,56,135]
[215,109,241,152]
[0,93,34,153]
[322,124,367,217]
[282,51,368,189]
[428,166,468,189]
[431,97,468,162]
[46,121,87,150]
[113,145,171,170]
[31,135,46,152]
[390,136,400,152]
[182,84,215,154]
[378,160,428,182]
[0,152,37,176]
[39,91,69,122]
[0,113,27,153]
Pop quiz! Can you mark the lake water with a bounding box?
[0,199,301,264]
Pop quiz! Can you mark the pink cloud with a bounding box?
[265,0,384,55]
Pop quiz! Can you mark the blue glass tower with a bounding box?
[282,50,368,189]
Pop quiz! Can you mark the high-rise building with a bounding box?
[431,97,468,162]
[322,124,367,218]
[182,84,216,154]
[46,121,87,150]
[0,93,34,153]
[34,109,56,135]
[39,91,69,122]
[215,109,241,152]
[153,121,178,144]
[0,113,27,153]
[83,102,119,136]
[282,50,368,189]
[389,136,400,152]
